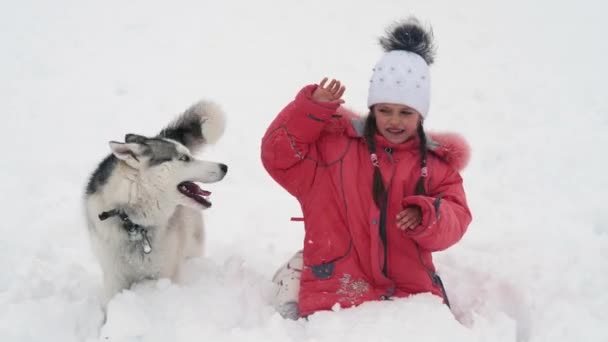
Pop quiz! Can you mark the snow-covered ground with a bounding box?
[1,0,607,341]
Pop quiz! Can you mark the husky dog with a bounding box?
[84,100,228,303]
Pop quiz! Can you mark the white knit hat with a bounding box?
[367,50,430,117]
[367,18,435,118]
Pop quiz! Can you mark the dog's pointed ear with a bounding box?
[125,133,148,144]
[109,141,148,169]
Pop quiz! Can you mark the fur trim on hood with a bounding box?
[427,132,471,171]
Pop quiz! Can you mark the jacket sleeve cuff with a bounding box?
[401,195,438,238]
[284,85,340,142]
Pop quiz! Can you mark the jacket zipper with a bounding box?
[415,243,451,306]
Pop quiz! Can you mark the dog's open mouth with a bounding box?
[177,181,212,208]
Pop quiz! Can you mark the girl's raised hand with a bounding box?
[311,77,346,104]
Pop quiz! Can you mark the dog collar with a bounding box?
[98,209,152,254]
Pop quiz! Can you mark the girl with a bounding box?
[262,18,472,319]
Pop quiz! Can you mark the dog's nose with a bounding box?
[220,163,228,174]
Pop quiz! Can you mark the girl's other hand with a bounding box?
[396,206,422,230]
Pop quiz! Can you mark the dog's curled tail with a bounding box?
[159,100,226,154]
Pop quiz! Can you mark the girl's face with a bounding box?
[373,103,422,144]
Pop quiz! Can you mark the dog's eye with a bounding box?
[178,155,191,162]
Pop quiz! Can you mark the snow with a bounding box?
[1,0,607,341]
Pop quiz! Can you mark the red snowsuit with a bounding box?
[261,85,472,317]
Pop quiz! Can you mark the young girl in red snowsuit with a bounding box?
[262,18,472,319]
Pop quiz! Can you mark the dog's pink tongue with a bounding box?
[184,182,211,196]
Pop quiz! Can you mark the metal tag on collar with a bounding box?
[141,230,152,254]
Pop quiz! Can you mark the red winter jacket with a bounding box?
[261,85,472,317]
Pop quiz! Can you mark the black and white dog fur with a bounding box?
[84,100,228,304]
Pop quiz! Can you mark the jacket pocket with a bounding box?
[311,263,335,280]
[304,240,352,281]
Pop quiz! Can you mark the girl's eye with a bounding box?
[400,111,413,116]
[179,155,191,162]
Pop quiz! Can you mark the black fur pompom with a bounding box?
[379,18,436,65]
